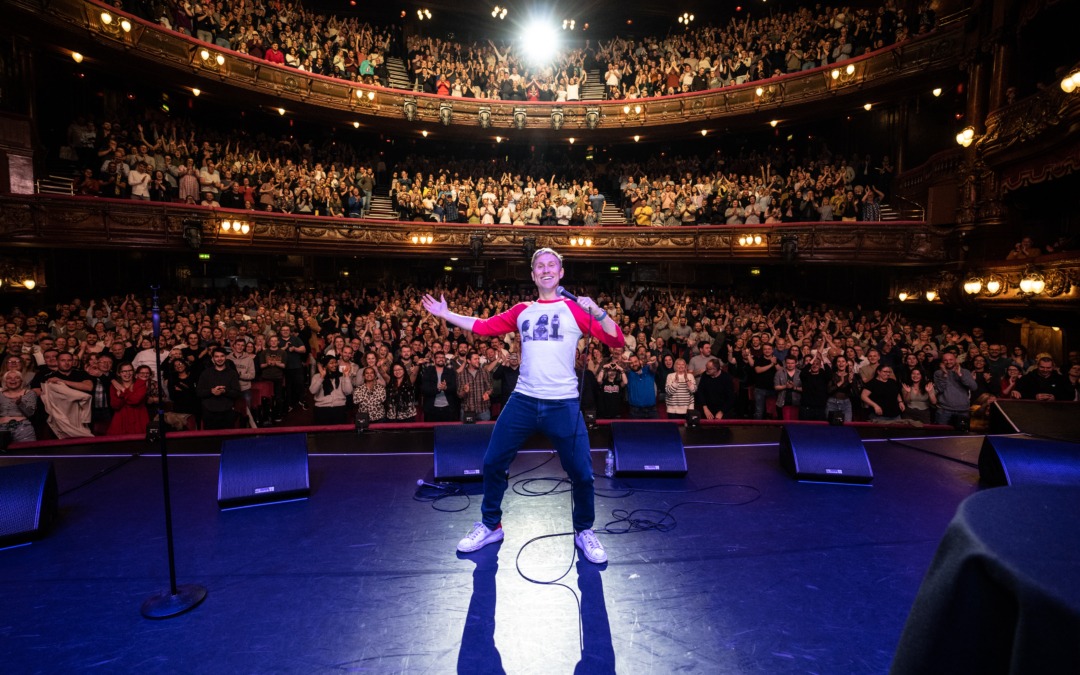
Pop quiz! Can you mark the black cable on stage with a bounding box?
[413,453,559,512]
[58,453,141,498]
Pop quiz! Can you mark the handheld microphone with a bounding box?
[416,479,447,490]
[556,286,578,302]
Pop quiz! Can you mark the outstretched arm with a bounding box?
[422,293,478,333]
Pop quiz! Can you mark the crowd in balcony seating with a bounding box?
[124,0,396,85]
[118,0,936,101]
[386,144,894,225]
[407,2,936,100]
[67,112,382,216]
[63,104,898,225]
[1,279,1075,444]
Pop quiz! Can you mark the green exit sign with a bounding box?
[198,253,211,260]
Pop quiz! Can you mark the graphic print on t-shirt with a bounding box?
[522,312,564,343]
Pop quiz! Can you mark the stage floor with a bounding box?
[0,430,984,674]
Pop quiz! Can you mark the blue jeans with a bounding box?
[935,408,969,426]
[481,392,595,532]
[628,405,658,419]
[825,398,852,423]
[754,388,775,420]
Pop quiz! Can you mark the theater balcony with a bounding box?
[0,195,949,265]
[8,0,965,141]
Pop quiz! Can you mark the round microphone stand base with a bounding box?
[140,583,208,620]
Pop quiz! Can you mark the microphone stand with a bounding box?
[141,286,207,619]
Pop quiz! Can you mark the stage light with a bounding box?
[470,233,484,258]
[550,107,564,130]
[521,21,559,64]
[585,107,600,129]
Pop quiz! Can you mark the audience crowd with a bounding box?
[117,0,936,101]
[2,281,1075,445]
[65,106,896,225]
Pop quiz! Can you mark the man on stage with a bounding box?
[422,248,625,563]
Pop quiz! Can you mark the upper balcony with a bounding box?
[11,0,965,142]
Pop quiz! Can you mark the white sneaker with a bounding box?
[457,522,504,553]
[575,529,608,564]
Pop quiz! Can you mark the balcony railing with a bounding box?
[13,0,964,136]
[0,195,951,265]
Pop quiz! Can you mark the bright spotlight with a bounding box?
[521,21,559,65]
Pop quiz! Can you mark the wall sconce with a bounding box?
[585,107,600,130]
[925,289,938,302]
[492,5,508,19]
[963,278,983,295]
[512,107,527,130]
[897,291,909,302]
[550,107,565,130]
[1061,71,1080,94]
[955,127,975,147]
[569,236,593,247]
[403,98,417,122]
[410,233,434,245]
[737,234,763,246]
[220,220,250,234]
[439,102,453,126]
[984,276,1003,295]
[0,261,39,291]
[478,107,492,128]
[1018,271,1046,295]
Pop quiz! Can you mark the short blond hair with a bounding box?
[531,247,563,267]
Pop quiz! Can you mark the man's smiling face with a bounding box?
[531,251,564,293]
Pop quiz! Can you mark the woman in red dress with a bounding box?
[107,362,149,435]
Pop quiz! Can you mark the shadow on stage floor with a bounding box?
[0,425,984,674]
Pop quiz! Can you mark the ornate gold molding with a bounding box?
[1,195,953,265]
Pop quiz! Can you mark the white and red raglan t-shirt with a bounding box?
[470,298,626,400]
